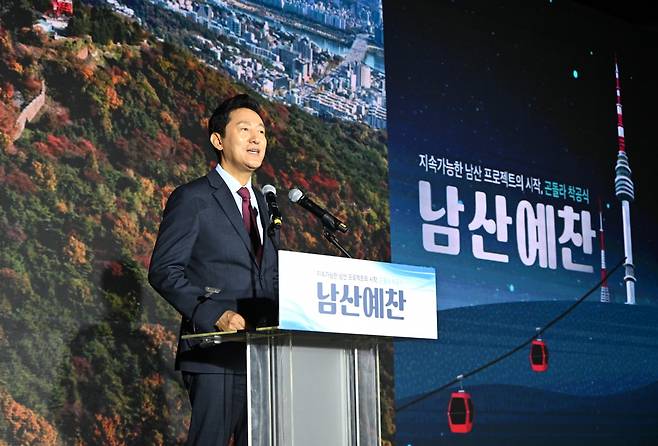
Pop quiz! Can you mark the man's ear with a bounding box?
[210,132,223,150]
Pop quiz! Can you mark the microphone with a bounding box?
[288,188,348,233]
[261,184,282,228]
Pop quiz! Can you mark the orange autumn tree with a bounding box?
[0,388,59,446]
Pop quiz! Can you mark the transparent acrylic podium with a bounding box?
[188,329,382,446]
[248,330,381,446]
[183,250,438,445]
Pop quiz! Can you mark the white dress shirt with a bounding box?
[215,163,264,243]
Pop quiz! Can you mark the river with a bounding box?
[239,8,385,72]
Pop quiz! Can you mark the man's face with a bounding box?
[212,107,267,180]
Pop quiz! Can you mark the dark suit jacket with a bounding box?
[148,168,278,374]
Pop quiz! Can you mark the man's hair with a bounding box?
[208,93,262,138]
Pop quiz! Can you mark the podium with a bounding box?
[183,251,437,446]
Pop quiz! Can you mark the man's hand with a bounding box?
[216,310,246,331]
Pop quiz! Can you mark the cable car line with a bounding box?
[395,257,625,413]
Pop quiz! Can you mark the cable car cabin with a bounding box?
[447,390,474,433]
[51,0,73,16]
[529,339,549,372]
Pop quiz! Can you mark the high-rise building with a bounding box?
[357,63,372,89]
[194,3,213,25]
[261,0,284,9]
[346,67,357,92]
[228,14,242,36]
[365,105,386,129]
[295,37,313,63]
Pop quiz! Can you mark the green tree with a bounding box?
[1,0,37,32]
[65,5,91,37]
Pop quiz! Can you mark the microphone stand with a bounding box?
[267,223,280,251]
[322,228,352,258]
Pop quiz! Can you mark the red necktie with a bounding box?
[237,187,263,264]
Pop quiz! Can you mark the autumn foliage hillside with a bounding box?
[0,3,389,445]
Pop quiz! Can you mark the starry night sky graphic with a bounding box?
[383,2,658,442]
[383,0,658,310]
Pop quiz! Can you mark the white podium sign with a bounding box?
[278,251,437,339]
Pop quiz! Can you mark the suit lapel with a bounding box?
[207,169,260,268]
[255,187,270,259]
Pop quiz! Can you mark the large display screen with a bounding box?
[386,1,658,444]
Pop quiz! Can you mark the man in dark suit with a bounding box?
[148,94,278,446]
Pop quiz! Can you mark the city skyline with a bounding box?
[133,0,387,128]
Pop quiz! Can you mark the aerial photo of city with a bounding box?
[102,0,387,128]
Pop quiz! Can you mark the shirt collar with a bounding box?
[215,162,253,195]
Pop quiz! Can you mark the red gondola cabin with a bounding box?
[51,0,73,16]
[529,339,549,372]
[447,390,474,433]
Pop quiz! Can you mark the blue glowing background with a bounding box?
[386,0,658,310]
[384,1,658,444]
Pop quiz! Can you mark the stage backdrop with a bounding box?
[385,1,658,445]
[3,1,658,445]
[0,0,390,444]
